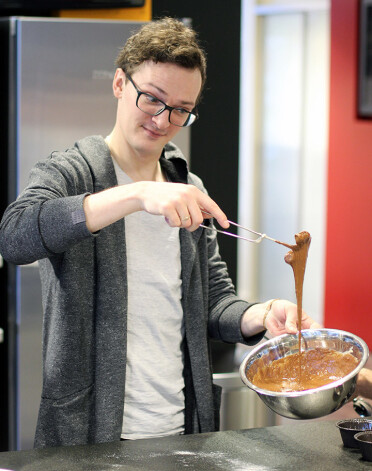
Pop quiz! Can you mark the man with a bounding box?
[0,17,319,448]
[354,368,372,400]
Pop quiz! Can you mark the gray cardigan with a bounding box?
[0,136,262,448]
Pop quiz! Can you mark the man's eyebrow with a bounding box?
[145,82,195,107]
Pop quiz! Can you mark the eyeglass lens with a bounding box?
[137,93,197,127]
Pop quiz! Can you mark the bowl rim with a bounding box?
[239,328,369,397]
[354,431,372,442]
[336,418,372,430]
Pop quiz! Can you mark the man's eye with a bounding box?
[174,108,189,115]
[145,94,162,105]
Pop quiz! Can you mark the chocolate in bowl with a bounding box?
[239,328,369,420]
[249,346,358,392]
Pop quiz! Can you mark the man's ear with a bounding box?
[113,68,125,98]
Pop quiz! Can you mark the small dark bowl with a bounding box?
[355,431,372,461]
[336,418,372,448]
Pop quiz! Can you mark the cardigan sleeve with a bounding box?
[0,151,96,265]
[205,221,265,346]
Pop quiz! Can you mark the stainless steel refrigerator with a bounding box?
[0,16,190,451]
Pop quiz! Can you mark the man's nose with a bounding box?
[151,109,171,129]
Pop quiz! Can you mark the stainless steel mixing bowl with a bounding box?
[239,329,369,419]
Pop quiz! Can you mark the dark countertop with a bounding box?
[0,421,371,470]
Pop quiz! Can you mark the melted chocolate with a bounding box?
[273,231,311,351]
[248,347,358,392]
[283,231,311,350]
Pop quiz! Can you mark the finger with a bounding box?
[284,310,299,334]
[309,321,322,329]
[200,208,229,229]
[186,200,206,231]
[198,199,229,229]
[285,322,298,334]
[164,208,185,227]
[179,214,191,227]
[174,185,229,229]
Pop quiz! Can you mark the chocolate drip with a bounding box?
[274,231,311,352]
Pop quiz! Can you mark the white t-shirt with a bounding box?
[112,159,185,440]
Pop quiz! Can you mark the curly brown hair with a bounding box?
[115,17,207,100]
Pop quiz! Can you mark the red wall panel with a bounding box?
[325,0,372,345]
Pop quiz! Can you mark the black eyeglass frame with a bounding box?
[125,72,199,127]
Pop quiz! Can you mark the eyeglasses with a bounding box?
[125,73,198,127]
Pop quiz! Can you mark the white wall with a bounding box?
[238,0,330,326]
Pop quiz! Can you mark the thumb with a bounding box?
[285,317,298,334]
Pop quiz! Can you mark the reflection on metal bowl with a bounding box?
[239,329,369,420]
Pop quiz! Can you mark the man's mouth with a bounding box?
[142,125,166,139]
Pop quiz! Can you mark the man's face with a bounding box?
[113,61,202,158]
